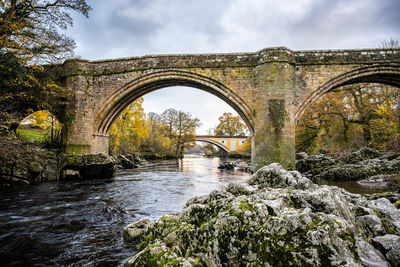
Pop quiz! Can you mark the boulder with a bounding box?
[235,161,252,172]
[125,163,399,266]
[1,147,58,185]
[217,160,251,172]
[296,151,309,160]
[316,158,399,181]
[59,153,115,179]
[387,174,400,188]
[27,162,43,184]
[343,147,382,164]
[217,161,235,170]
[365,192,400,206]
[124,218,151,243]
[129,153,144,164]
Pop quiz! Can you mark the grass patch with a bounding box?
[17,128,47,142]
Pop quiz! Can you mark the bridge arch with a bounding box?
[295,64,400,122]
[196,139,229,153]
[94,70,254,137]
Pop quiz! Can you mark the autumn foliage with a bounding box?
[296,83,400,154]
[109,99,201,157]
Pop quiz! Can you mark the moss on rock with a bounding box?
[124,163,398,266]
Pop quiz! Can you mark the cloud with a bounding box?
[68,0,400,58]
[216,0,400,50]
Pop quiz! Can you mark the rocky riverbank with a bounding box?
[296,148,400,188]
[0,151,146,185]
[124,163,400,266]
[0,146,59,185]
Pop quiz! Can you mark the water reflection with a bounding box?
[314,178,397,194]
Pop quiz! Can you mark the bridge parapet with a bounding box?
[62,47,400,77]
[294,48,400,65]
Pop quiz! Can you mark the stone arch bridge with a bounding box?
[57,46,400,170]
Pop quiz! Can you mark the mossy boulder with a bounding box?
[124,164,400,266]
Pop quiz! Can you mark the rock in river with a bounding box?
[124,163,400,266]
[59,153,115,180]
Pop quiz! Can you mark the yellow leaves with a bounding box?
[27,110,62,132]
[296,83,400,153]
[109,98,149,154]
[369,101,400,150]
[46,81,58,88]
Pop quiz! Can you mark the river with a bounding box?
[0,155,250,266]
[0,155,395,266]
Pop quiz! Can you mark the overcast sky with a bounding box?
[66,0,400,134]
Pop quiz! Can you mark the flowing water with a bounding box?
[0,155,250,267]
[0,155,395,266]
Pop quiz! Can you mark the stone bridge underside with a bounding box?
[59,47,400,170]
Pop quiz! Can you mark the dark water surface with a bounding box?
[0,155,395,266]
[0,155,250,267]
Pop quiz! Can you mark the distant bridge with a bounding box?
[195,135,248,153]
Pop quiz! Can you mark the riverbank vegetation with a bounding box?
[296,83,400,154]
[109,99,201,158]
[0,0,91,183]
[17,110,63,143]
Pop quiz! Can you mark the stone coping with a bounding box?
[59,46,400,77]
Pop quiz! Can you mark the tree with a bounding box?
[0,1,91,182]
[109,106,201,157]
[160,109,201,156]
[214,112,246,136]
[380,37,400,49]
[173,110,201,156]
[27,110,62,142]
[140,115,174,155]
[160,108,178,137]
[1,0,91,63]
[109,98,148,154]
[369,101,400,150]
[0,1,90,134]
[296,83,399,153]
[147,112,161,123]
